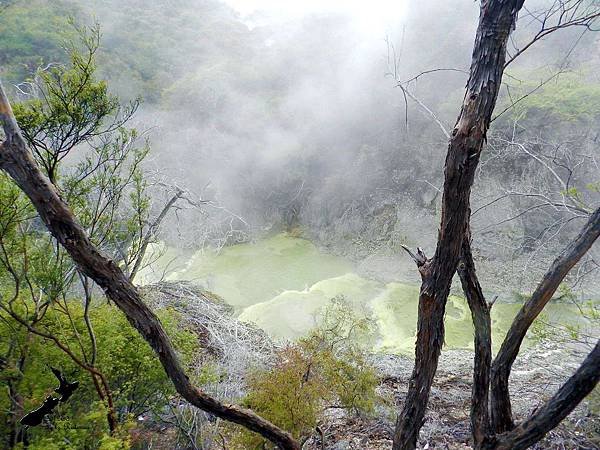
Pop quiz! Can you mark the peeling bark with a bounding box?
[458,230,492,449]
[0,84,299,450]
[392,1,524,448]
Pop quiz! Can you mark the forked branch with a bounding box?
[505,0,600,67]
[0,82,299,450]
[490,207,600,433]
[489,341,600,450]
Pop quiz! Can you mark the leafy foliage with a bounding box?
[0,0,77,84]
[232,297,379,449]
[12,23,138,184]
[0,25,185,449]
[499,71,600,124]
[0,302,197,449]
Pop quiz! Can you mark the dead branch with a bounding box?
[490,207,600,433]
[489,340,599,450]
[0,82,300,450]
[505,0,600,67]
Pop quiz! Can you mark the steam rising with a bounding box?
[69,0,600,296]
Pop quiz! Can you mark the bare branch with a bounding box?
[0,81,300,450]
[400,245,428,267]
[505,0,600,67]
[490,207,600,433]
[129,187,184,282]
[396,84,451,139]
[491,340,599,450]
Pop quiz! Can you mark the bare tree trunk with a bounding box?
[0,85,299,450]
[393,1,524,448]
[486,341,600,450]
[490,207,600,433]
[457,229,493,449]
[458,208,600,448]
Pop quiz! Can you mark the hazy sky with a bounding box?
[223,0,407,34]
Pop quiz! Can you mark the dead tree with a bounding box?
[393,1,527,448]
[0,86,299,449]
[459,211,600,450]
[489,207,600,435]
[394,1,600,449]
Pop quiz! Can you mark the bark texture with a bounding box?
[458,210,600,449]
[457,230,492,449]
[392,1,524,448]
[0,84,299,450]
[487,341,600,450]
[490,207,600,433]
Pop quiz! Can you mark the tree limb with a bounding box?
[129,188,184,282]
[0,82,299,450]
[457,230,492,448]
[392,1,525,448]
[396,84,451,139]
[488,340,600,450]
[490,207,600,433]
[504,0,600,67]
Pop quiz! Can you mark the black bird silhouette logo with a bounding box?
[50,366,79,403]
[20,367,79,427]
[19,396,60,427]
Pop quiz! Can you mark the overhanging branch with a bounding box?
[0,82,300,450]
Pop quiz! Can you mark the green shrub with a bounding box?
[231,297,379,449]
[0,303,198,449]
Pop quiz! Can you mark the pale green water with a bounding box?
[140,233,584,354]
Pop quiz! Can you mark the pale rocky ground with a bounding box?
[305,341,599,450]
[143,282,599,450]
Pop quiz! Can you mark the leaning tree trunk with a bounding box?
[487,340,600,450]
[458,207,600,450]
[457,228,493,449]
[0,85,300,450]
[393,1,525,449]
[490,207,600,433]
